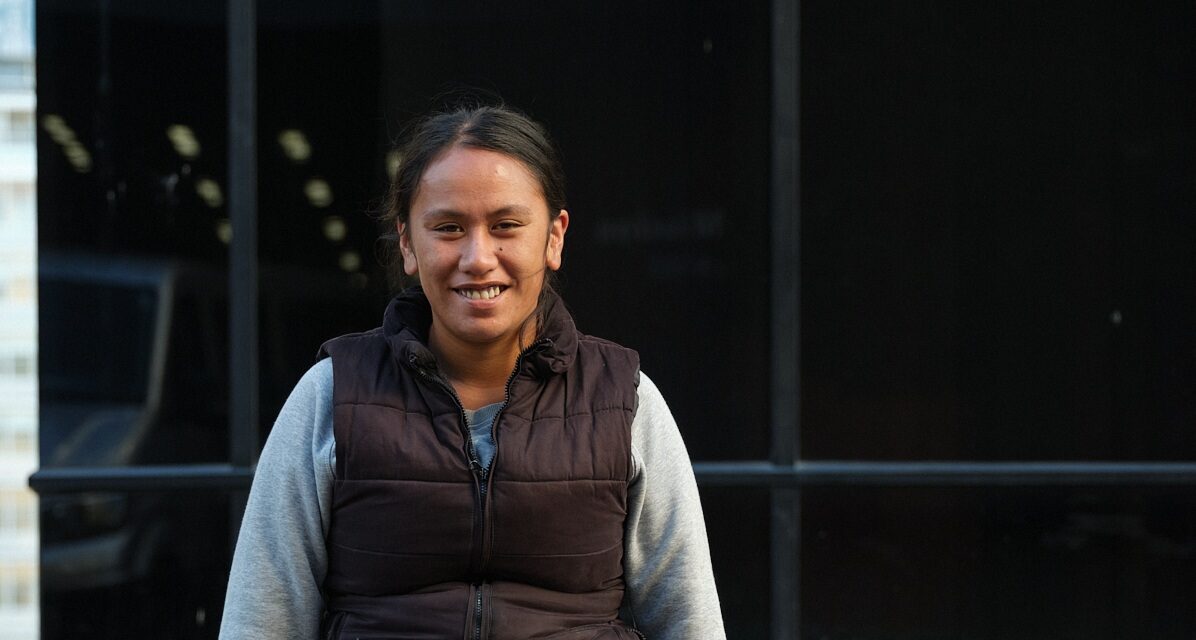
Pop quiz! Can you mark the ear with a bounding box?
[398,222,418,275]
[546,209,569,271]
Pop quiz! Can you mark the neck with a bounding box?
[428,324,535,409]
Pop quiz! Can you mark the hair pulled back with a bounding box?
[384,104,566,240]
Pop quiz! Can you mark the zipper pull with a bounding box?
[477,464,489,498]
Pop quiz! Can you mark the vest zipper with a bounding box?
[472,581,488,640]
[408,356,482,469]
[408,356,488,574]
[480,338,549,568]
[410,341,545,638]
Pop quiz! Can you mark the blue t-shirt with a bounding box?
[463,402,502,470]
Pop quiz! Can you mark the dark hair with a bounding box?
[381,104,568,335]
[384,104,566,232]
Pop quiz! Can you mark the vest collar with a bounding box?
[383,286,578,378]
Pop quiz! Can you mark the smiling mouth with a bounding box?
[455,285,506,301]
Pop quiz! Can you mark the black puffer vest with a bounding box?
[318,288,644,640]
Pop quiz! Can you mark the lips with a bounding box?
[454,285,506,301]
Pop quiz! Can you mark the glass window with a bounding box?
[802,487,1196,639]
[800,1,1196,461]
[703,487,770,638]
[39,490,230,638]
[36,1,233,471]
[37,1,231,261]
[257,1,776,459]
[37,1,776,635]
[375,2,774,460]
[32,0,1196,638]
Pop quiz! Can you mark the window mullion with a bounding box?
[770,0,802,638]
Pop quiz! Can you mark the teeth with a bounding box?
[459,286,502,300]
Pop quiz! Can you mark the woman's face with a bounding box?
[400,146,567,352]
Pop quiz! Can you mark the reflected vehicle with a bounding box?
[38,252,229,638]
[37,251,376,638]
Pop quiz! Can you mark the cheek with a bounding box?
[407,237,449,274]
[503,244,550,275]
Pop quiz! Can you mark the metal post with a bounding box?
[227,0,258,550]
[770,0,801,638]
[228,0,259,469]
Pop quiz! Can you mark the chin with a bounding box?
[451,323,520,346]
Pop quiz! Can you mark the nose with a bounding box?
[459,229,499,275]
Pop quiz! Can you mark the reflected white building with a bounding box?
[0,0,38,638]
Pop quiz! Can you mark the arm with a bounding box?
[219,359,336,640]
[623,372,727,639]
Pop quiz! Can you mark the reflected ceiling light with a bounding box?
[167,125,201,159]
[41,114,76,145]
[323,215,347,242]
[339,251,361,272]
[278,129,311,162]
[63,142,92,172]
[386,150,403,179]
[42,115,91,171]
[305,178,333,207]
[216,218,232,244]
[196,178,224,208]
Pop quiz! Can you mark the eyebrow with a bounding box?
[419,205,538,220]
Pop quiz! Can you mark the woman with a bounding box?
[220,105,725,639]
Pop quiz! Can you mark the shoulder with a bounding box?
[305,356,333,386]
[629,372,680,456]
[633,371,671,422]
[266,359,334,452]
[317,326,385,360]
[316,327,398,405]
[277,358,333,419]
[569,333,641,413]
[575,332,636,353]
[630,370,692,471]
[574,332,641,375]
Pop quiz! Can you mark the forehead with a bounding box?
[416,146,544,202]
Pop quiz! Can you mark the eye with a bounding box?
[432,222,463,234]
[492,220,523,232]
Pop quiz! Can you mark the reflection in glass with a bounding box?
[38,254,229,468]
[372,1,774,460]
[39,271,158,406]
[800,0,1196,461]
[802,487,1196,639]
[702,487,770,638]
[40,490,230,639]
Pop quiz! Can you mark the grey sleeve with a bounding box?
[219,359,336,640]
[624,372,727,639]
